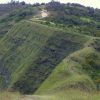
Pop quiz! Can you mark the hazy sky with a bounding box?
[0,0,100,8]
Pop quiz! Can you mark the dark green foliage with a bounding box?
[20,1,26,5]
[8,7,38,22]
[45,2,100,36]
[46,1,64,11]
[0,6,39,39]
[0,3,28,16]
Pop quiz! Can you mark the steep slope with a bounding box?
[0,20,89,94]
[36,38,100,94]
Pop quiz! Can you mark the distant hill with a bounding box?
[0,3,28,16]
[45,2,100,37]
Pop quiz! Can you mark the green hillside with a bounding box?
[36,39,100,94]
[0,4,40,39]
[0,1,100,100]
[0,20,90,94]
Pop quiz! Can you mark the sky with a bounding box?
[0,0,100,8]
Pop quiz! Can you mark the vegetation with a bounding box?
[0,1,100,100]
[0,4,40,39]
[45,2,100,36]
[0,90,100,100]
[36,41,100,94]
[0,20,90,94]
[0,92,20,100]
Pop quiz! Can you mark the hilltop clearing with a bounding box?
[41,10,49,18]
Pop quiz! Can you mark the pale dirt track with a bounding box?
[41,10,49,18]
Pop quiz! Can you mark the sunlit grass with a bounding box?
[0,90,100,100]
[0,91,20,100]
[54,89,100,100]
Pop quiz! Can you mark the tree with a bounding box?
[20,1,26,5]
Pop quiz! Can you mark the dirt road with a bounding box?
[41,10,49,18]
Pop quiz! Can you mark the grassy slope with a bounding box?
[0,20,90,94]
[0,4,28,16]
[36,38,100,94]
